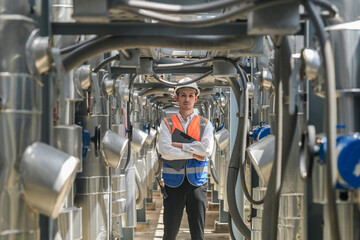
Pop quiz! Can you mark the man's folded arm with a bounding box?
[182,121,214,157]
[158,120,193,160]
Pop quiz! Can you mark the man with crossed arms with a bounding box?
[158,78,214,240]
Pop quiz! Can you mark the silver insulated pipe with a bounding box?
[74,70,111,240]
[0,1,41,239]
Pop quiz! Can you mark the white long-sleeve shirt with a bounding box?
[158,112,214,161]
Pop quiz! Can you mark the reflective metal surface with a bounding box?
[112,199,126,217]
[131,128,148,153]
[52,0,77,49]
[75,187,110,240]
[73,65,92,95]
[75,115,109,177]
[0,73,41,239]
[312,160,326,204]
[145,128,157,145]
[58,206,83,240]
[260,68,273,90]
[328,0,360,23]
[301,48,321,81]
[0,15,36,73]
[122,165,136,228]
[75,176,110,239]
[102,78,115,96]
[53,124,83,172]
[25,29,51,76]
[214,128,230,151]
[278,193,304,240]
[246,134,275,186]
[101,129,129,168]
[74,113,110,239]
[21,142,79,218]
[327,21,360,96]
[0,0,31,14]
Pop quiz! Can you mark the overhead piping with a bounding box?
[152,70,213,87]
[61,35,255,73]
[111,0,246,14]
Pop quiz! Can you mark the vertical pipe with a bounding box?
[0,1,43,239]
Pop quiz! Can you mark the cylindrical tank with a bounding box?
[0,2,41,238]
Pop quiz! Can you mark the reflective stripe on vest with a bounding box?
[162,114,208,187]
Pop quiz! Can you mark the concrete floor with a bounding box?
[135,190,230,240]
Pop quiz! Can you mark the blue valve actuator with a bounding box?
[253,124,271,141]
[318,134,360,189]
[82,129,90,159]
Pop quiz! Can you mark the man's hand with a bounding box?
[172,142,182,149]
[193,154,206,161]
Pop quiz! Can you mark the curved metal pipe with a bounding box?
[209,157,219,185]
[199,88,214,97]
[135,168,144,205]
[138,88,173,98]
[152,70,213,87]
[111,0,245,14]
[62,35,255,73]
[93,54,119,73]
[123,0,293,28]
[154,160,162,177]
[150,96,174,104]
[121,74,137,174]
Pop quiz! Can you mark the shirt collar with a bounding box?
[177,112,195,123]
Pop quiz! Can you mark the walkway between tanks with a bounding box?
[135,189,230,240]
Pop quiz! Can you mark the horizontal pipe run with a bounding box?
[62,35,255,73]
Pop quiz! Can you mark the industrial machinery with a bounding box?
[1,0,360,239]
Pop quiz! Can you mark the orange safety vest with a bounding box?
[162,114,208,187]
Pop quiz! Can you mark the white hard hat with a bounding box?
[174,77,200,96]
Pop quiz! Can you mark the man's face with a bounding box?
[175,89,198,111]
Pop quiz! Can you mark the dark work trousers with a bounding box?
[163,178,207,240]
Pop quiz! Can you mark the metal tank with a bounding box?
[74,70,111,240]
[0,1,42,239]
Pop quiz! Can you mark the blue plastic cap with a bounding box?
[337,134,360,189]
[258,126,271,141]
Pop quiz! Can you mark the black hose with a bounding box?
[152,70,213,87]
[234,64,266,206]
[121,74,137,174]
[93,54,120,73]
[62,35,254,73]
[302,1,340,239]
[226,59,264,204]
[154,58,214,69]
[226,75,251,240]
[60,35,109,55]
